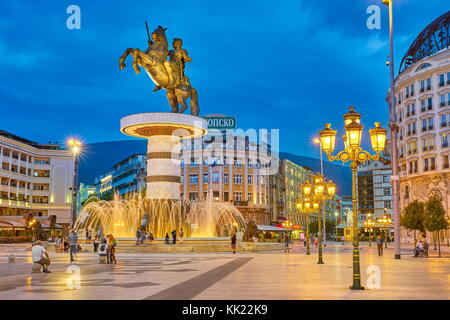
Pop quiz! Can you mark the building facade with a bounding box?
[180,129,274,225]
[393,12,450,241]
[357,160,393,221]
[111,154,146,198]
[0,130,74,234]
[280,159,314,226]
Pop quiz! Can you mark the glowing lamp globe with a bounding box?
[369,122,387,153]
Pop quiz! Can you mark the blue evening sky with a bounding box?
[0,1,448,157]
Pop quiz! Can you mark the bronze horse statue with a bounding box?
[119,25,199,116]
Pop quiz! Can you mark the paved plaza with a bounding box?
[0,242,448,300]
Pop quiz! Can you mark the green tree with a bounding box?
[400,200,426,240]
[309,218,335,236]
[424,196,449,258]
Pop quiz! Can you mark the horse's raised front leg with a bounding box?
[119,48,133,70]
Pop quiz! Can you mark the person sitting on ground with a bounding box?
[32,241,51,273]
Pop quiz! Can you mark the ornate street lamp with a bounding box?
[319,106,387,290]
[300,176,336,264]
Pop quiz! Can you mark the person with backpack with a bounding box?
[107,234,117,264]
[98,239,108,263]
[136,229,142,245]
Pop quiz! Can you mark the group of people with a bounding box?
[164,228,184,245]
[413,236,429,257]
[97,234,118,263]
[135,229,154,245]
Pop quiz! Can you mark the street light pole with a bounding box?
[383,0,401,260]
[68,139,82,227]
[315,139,327,245]
[320,106,388,290]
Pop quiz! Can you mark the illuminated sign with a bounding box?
[202,115,236,129]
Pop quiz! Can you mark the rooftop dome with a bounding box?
[399,11,450,73]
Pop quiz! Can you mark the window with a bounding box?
[431,157,436,170]
[234,192,242,201]
[426,78,431,90]
[420,79,425,92]
[248,193,253,202]
[421,100,426,112]
[427,97,432,110]
[422,119,427,131]
[428,117,434,130]
[234,174,242,184]
[440,94,446,107]
[383,175,389,183]
[383,187,391,196]
[203,174,209,183]
[424,158,429,171]
[234,158,242,167]
[442,134,449,148]
[439,74,445,86]
[384,201,392,209]
[443,155,449,169]
[189,174,198,184]
[411,84,415,96]
[224,173,229,183]
[212,173,220,183]
[224,192,229,201]
[441,114,448,127]
[247,175,253,184]
[190,158,198,167]
[189,192,198,201]
[180,175,184,184]
[411,103,415,114]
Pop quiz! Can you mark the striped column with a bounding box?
[146,135,181,200]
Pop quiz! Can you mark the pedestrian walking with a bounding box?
[54,236,61,253]
[93,238,99,252]
[107,234,117,263]
[165,233,170,244]
[179,228,184,244]
[136,229,142,245]
[68,230,78,263]
[231,233,237,254]
[284,233,290,253]
[171,229,177,245]
[376,234,384,256]
[98,239,108,263]
[32,241,51,273]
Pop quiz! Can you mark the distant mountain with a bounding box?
[78,141,352,196]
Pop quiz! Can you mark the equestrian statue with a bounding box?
[119,22,199,116]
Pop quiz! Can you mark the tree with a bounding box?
[424,196,449,258]
[401,200,426,240]
[309,218,335,236]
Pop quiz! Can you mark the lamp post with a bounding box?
[334,211,339,242]
[314,138,327,245]
[301,176,336,264]
[319,106,387,290]
[382,0,401,260]
[68,139,82,227]
[364,217,375,247]
[297,199,316,255]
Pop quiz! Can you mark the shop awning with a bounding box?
[0,220,26,228]
[257,225,288,232]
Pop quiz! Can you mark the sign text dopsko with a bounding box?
[202,115,236,130]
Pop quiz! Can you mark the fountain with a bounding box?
[74,194,247,239]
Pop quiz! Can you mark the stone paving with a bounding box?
[0,242,448,300]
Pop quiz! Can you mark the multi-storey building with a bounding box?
[393,11,450,241]
[357,160,393,221]
[180,129,274,225]
[111,154,146,198]
[0,130,74,234]
[280,159,314,226]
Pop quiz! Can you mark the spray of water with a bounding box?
[74,193,246,238]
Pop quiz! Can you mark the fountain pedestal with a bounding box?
[120,113,208,200]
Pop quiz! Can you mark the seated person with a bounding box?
[413,241,424,257]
